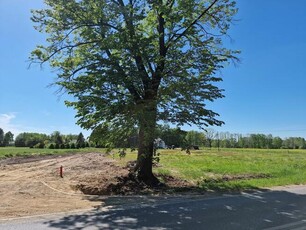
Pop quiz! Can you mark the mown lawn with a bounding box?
[2,147,306,191]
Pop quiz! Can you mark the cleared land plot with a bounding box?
[0,152,128,219]
[1,148,306,218]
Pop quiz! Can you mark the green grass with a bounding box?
[2,147,306,192]
[95,148,306,191]
[152,148,306,191]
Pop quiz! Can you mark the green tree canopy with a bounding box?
[15,132,48,147]
[185,130,205,147]
[31,0,239,185]
[3,131,14,147]
[63,134,78,143]
[0,128,4,147]
[50,131,63,145]
[76,132,86,147]
[156,124,187,148]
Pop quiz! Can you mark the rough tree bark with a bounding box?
[134,96,160,186]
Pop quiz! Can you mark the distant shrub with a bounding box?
[34,142,45,149]
[60,144,65,149]
[49,143,55,149]
[55,143,60,149]
[70,143,76,149]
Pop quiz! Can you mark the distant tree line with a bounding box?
[0,128,14,147]
[0,128,88,149]
[14,131,88,149]
[90,125,306,150]
[89,124,189,149]
[210,132,306,149]
[182,130,306,150]
[2,126,306,150]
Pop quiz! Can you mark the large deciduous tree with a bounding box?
[30,0,239,185]
[76,132,86,147]
[3,131,14,147]
[50,131,64,145]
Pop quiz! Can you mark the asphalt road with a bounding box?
[1,186,306,230]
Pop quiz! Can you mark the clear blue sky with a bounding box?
[0,0,306,138]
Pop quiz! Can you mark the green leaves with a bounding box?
[30,0,239,142]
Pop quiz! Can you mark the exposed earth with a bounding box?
[0,152,194,219]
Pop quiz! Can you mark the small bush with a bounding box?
[49,143,55,149]
[34,142,45,149]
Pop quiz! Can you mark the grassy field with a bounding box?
[1,147,306,191]
[156,148,306,191]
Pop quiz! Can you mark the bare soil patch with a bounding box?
[0,152,195,219]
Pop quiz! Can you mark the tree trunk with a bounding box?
[135,99,159,186]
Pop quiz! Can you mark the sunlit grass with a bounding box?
[110,148,306,191]
[153,148,306,191]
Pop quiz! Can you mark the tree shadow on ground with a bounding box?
[44,188,306,230]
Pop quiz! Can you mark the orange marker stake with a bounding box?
[59,165,63,178]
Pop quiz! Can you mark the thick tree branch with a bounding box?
[117,0,150,91]
[166,0,175,8]
[152,10,166,92]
